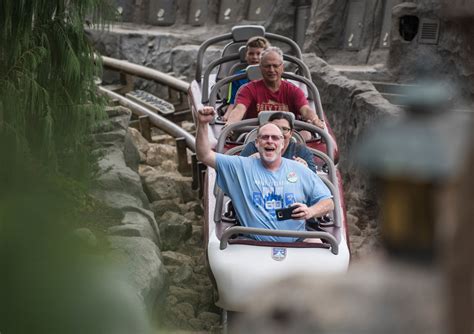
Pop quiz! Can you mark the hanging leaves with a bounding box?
[0,0,115,179]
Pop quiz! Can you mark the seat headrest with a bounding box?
[231,25,265,42]
[238,45,247,62]
[246,65,262,81]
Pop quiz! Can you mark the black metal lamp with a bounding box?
[357,82,469,261]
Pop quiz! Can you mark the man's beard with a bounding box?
[257,144,282,164]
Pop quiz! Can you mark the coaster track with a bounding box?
[97,55,196,152]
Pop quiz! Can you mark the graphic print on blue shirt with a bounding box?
[253,185,295,218]
[252,192,263,207]
[284,193,296,207]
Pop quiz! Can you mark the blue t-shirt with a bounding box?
[240,140,317,173]
[215,155,332,242]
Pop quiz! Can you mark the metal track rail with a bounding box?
[101,56,189,93]
[98,86,196,152]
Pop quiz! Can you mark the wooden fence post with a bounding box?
[139,115,152,141]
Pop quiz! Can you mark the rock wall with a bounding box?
[388,1,474,101]
[94,0,474,101]
[91,106,168,313]
[303,53,401,194]
[91,106,220,331]
[87,28,221,95]
[303,53,400,255]
[303,0,404,65]
[128,125,222,331]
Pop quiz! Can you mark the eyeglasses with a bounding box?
[279,126,292,134]
[261,63,282,69]
[258,134,283,141]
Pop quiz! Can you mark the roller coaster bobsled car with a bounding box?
[188,25,350,312]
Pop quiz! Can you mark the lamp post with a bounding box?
[356,82,469,262]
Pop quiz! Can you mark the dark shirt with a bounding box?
[227,69,248,104]
[240,140,317,173]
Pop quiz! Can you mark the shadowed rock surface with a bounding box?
[230,257,445,334]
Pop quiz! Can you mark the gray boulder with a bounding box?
[140,166,195,202]
[170,45,221,82]
[91,190,145,210]
[108,236,168,310]
[151,199,182,218]
[128,127,149,163]
[168,286,200,306]
[145,143,177,167]
[161,251,194,267]
[187,225,204,247]
[124,132,141,173]
[168,302,195,329]
[171,265,194,285]
[95,148,150,209]
[197,312,221,329]
[157,211,192,251]
[108,208,161,246]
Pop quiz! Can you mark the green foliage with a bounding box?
[0,4,155,333]
[0,0,115,180]
[0,147,150,333]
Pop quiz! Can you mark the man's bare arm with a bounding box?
[222,104,235,121]
[308,198,334,217]
[291,198,334,220]
[300,105,325,129]
[196,107,217,169]
[225,103,247,124]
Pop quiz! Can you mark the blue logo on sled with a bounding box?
[272,247,287,261]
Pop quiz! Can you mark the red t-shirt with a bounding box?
[235,79,308,119]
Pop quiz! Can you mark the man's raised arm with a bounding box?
[196,106,217,169]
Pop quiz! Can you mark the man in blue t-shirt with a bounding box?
[196,106,334,242]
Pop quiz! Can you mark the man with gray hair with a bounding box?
[226,46,325,129]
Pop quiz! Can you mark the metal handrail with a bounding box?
[101,56,189,93]
[320,176,342,228]
[215,119,259,153]
[201,54,241,103]
[207,71,324,121]
[195,33,234,82]
[98,86,196,152]
[219,226,339,254]
[195,26,303,82]
[214,119,335,161]
[283,72,325,121]
[201,54,312,104]
[293,120,336,161]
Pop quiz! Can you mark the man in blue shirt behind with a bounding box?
[196,106,334,242]
[240,112,318,173]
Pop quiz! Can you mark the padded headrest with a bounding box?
[246,65,262,81]
[238,45,247,62]
[231,25,265,42]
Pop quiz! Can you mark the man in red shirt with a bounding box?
[225,46,325,129]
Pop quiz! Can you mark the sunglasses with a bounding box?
[258,134,283,141]
[279,126,292,134]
